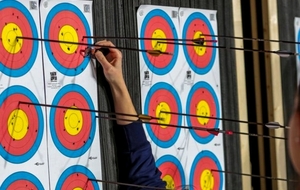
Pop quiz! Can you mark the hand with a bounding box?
[288,87,300,174]
[93,40,123,85]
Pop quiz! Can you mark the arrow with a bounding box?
[156,41,299,57]
[211,169,298,183]
[18,101,161,122]
[16,36,172,56]
[160,111,289,129]
[201,33,300,45]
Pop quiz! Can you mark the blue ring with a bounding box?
[56,165,100,190]
[144,82,182,148]
[49,84,96,158]
[0,85,44,164]
[186,81,220,144]
[189,150,223,190]
[156,155,186,188]
[44,3,91,76]
[182,12,216,75]
[0,0,38,77]
[297,30,300,61]
[140,9,178,75]
[1,171,44,189]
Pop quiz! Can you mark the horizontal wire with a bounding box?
[211,169,298,183]
[16,36,172,55]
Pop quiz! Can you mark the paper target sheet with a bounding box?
[0,0,102,189]
[138,5,225,190]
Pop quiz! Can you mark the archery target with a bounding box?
[189,150,223,190]
[44,3,92,76]
[140,9,179,75]
[1,171,44,190]
[156,155,185,189]
[49,84,96,158]
[295,18,300,85]
[55,165,100,190]
[186,81,220,144]
[0,85,44,164]
[0,0,38,77]
[182,12,217,75]
[144,82,182,148]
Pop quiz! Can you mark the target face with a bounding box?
[55,165,100,190]
[0,0,38,77]
[0,86,44,164]
[44,3,92,76]
[186,81,220,144]
[182,12,216,75]
[49,84,96,158]
[297,30,300,60]
[1,171,44,190]
[140,9,179,75]
[189,150,223,190]
[144,82,182,148]
[156,155,185,189]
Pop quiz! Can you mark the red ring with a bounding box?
[193,157,220,189]
[144,16,175,68]
[185,19,214,68]
[6,179,37,189]
[54,92,91,150]
[48,10,87,68]
[0,8,33,69]
[147,89,179,142]
[61,173,94,189]
[159,162,183,189]
[189,88,217,138]
[0,94,39,156]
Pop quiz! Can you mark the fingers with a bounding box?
[94,49,112,71]
[94,40,122,59]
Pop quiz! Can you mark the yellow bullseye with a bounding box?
[163,174,175,189]
[151,29,167,52]
[193,31,206,56]
[196,100,210,125]
[7,109,29,140]
[73,188,83,190]
[200,169,214,190]
[58,25,79,54]
[1,23,23,54]
[64,106,83,136]
[156,102,171,128]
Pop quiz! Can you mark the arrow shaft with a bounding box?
[17,36,171,55]
[201,33,300,45]
[89,178,169,190]
[82,35,217,43]
[211,169,298,182]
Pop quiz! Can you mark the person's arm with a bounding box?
[288,85,300,174]
[93,41,166,189]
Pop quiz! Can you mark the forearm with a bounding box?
[109,79,137,125]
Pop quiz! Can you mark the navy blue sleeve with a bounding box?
[113,122,166,190]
